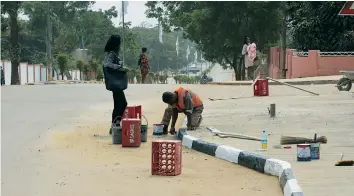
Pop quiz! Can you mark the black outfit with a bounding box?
[112,90,127,124]
[103,51,129,126]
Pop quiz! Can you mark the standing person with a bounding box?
[138,47,150,84]
[103,35,129,134]
[241,36,254,80]
[160,87,204,135]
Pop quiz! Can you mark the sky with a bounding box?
[90,1,158,27]
[18,1,158,28]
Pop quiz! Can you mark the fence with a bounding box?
[268,47,354,79]
[1,60,82,85]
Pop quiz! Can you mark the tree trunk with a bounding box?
[9,9,20,85]
[61,74,64,80]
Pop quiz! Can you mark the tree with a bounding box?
[88,59,99,78]
[287,1,354,51]
[1,1,22,84]
[146,1,283,80]
[57,53,69,80]
[76,60,84,80]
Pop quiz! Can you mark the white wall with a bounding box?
[1,60,85,85]
[3,61,12,85]
[27,65,34,83]
[20,63,28,85]
[34,65,41,83]
[40,66,47,81]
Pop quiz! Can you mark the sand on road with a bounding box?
[29,98,282,196]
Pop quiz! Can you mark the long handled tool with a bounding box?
[208,76,260,101]
[208,92,245,101]
[266,77,320,96]
[207,126,261,141]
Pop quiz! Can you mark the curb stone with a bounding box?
[177,118,304,196]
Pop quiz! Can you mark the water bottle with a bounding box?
[261,129,268,149]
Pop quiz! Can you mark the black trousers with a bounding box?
[112,90,128,124]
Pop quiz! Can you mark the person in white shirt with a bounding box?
[241,36,254,80]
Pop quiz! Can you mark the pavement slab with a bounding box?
[187,84,354,196]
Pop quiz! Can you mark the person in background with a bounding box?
[161,87,204,135]
[241,36,254,80]
[138,47,150,84]
[103,35,129,134]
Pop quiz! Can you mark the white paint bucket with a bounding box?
[153,124,164,135]
[297,144,311,162]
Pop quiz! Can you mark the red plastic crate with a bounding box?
[123,105,142,119]
[151,140,182,176]
[253,79,269,96]
[121,118,141,147]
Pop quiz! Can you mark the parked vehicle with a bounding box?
[336,70,354,91]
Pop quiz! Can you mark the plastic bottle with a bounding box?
[261,129,268,149]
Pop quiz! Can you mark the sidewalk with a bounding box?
[209,75,342,86]
[189,84,354,196]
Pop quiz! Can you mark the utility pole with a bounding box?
[280,4,287,79]
[46,1,53,81]
[122,1,125,64]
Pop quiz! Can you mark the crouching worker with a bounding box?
[161,87,204,135]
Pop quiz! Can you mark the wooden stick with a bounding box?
[266,77,320,96]
[218,134,260,141]
[207,126,261,141]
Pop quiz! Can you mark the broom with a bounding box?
[280,135,327,145]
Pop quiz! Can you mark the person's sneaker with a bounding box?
[169,129,177,135]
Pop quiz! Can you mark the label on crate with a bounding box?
[129,124,135,143]
[124,109,129,118]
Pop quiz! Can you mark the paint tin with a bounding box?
[310,143,320,160]
[297,144,311,162]
[152,124,164,135]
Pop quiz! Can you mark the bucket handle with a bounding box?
[141,115,148,126]
[113,116,122,124]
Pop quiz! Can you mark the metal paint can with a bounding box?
[310,143,320,160]
[297,144,311,162]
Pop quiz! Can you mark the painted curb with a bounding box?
[177,118,304,196]
[209,79,337,86]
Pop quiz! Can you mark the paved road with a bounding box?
[2,83,283,196]
[2,84,163,195]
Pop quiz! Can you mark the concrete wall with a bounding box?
[268,47,354,79]
[1,60,82,85]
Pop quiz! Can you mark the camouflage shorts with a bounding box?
[161,105,204,127]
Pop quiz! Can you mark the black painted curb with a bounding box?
[177,125,304,196]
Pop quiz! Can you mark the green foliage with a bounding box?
[145,1,283,80]
[287,2,354,51]
[76,60,85,71]
[57,53,69,80]
[173,75,199,84]
[96,67,104,81]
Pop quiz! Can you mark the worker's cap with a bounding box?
[162,92,175,104]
